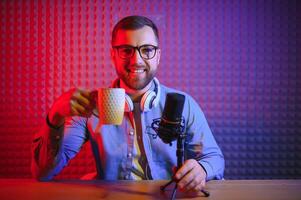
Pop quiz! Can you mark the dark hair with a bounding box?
[111,15,159,46]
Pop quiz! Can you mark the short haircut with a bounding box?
[111,15,159,46]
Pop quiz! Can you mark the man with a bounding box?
[32,15,224,193]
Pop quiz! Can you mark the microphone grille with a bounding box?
[162,93,185,123]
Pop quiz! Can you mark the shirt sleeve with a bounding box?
[31,116,88,181]
[185,96,225,181]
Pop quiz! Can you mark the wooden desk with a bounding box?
[0,179,300,200]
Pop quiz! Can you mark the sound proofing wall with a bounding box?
[0,0,300,179]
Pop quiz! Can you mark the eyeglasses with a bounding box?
[113,44,159,60]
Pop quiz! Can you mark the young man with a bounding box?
[32,15,224,193]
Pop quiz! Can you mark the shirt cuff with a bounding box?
[199,160,214,181]
[44,115,64,144]
[46,113,64,130]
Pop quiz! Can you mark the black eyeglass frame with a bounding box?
[112,44,159,60]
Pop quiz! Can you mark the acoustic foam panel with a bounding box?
[0,0,300,179]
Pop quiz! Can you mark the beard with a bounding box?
[114,58,159,90]
[118,69,156,90]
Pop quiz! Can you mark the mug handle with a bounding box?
[90,90,99,117]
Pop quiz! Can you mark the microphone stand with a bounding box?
[160,130,185,200]
[159,131,210,200]
[151,118,210,199]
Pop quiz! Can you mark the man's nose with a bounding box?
[130,49,144,65]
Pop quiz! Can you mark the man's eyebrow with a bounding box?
[113,44,158,47]
[142,43,159,46]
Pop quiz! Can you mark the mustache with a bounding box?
[127,64,147,69]
[128,64,147,69]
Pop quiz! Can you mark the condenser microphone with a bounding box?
[157,93,185,144]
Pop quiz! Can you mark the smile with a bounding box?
[128,69,146,73]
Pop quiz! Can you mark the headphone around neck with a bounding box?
[112,77,161,112]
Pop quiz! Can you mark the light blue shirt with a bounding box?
[32,82,224,181]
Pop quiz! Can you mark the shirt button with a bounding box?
[55,135,60,140]
[124,174,130,179]
[127,153,132,158]
[129,131,134,136]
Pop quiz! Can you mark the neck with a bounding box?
[120,80,152,102]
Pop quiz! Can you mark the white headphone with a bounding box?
[112,77,161,112]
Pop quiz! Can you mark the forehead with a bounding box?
[113,26,158,46]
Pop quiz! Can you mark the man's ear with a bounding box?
[157,48,161,65]
[110,48,116,66]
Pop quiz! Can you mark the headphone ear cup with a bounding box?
[124,94,133,112]
[151,77,161,108]
[141,90,156,112]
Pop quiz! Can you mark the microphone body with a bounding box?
[157,93,185,144]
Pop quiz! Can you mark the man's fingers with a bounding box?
[78,89,91,98]
[184,172,202,191]
[185,174,205,192]
[70,101,80,116]
[177,166,198,191]
[174,160,195,190]
[180,176,197,192]
[175,160,194,180]
[174,159,207,193]
[70,99,91,117]
[73,91,90,106]
[72,90,95,112]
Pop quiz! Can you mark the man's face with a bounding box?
[111,26,161,90]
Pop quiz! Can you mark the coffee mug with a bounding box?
[94,88,125,125]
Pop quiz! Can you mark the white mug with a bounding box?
[95,88,125,125]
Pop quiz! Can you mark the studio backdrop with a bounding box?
[0,0,300,179]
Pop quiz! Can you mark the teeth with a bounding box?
[130,69,144,73]
[135,69,144,73]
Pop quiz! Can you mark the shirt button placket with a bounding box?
[126,129,134,179]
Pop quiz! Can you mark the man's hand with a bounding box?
[48,88,96,127]
[174,159,207,193]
